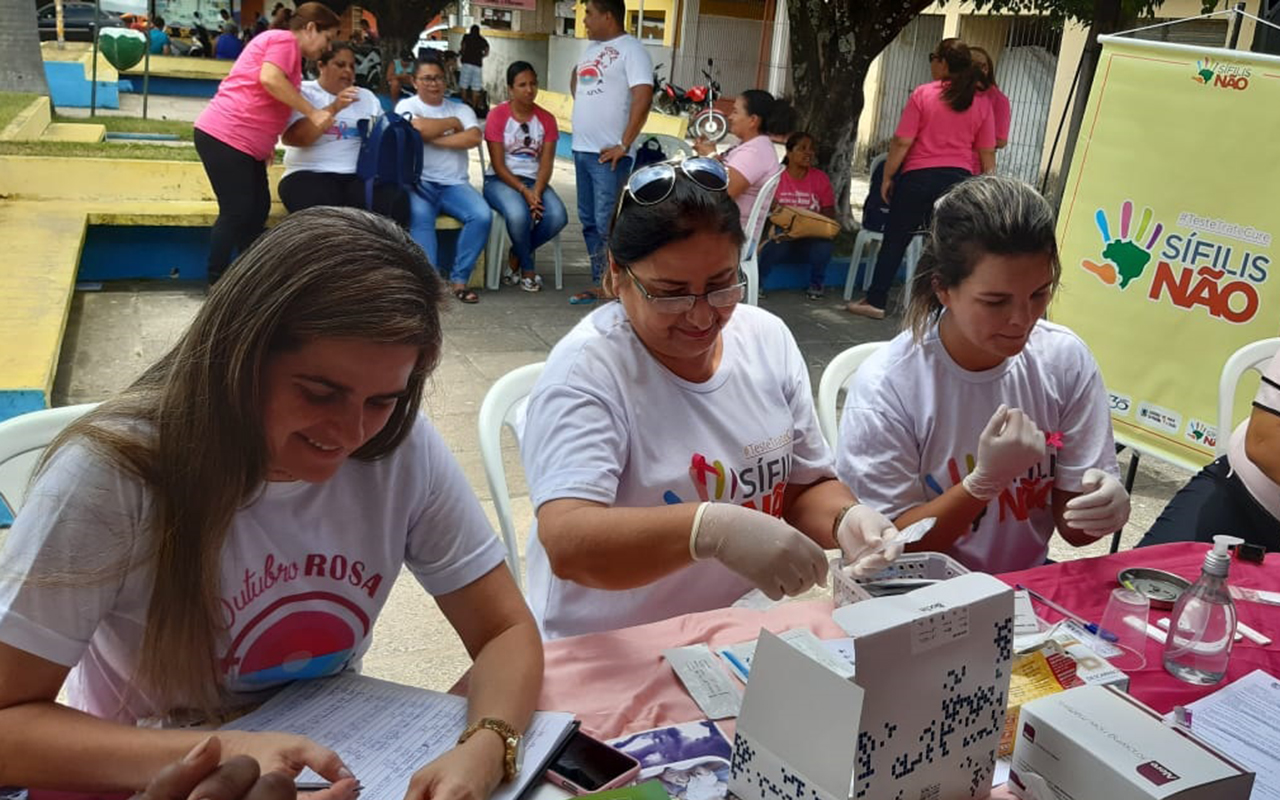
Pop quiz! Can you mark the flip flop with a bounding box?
[453,288,480,304]
[569,290,599,305]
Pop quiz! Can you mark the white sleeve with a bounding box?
[625,40,654,88]
[779,327,835,485]
[404,419,506,596]
[522,381,630,510]
[1052,346,1120,491]
[456,102,480,131]
[836,401,927,520]
[0,443,146,667]
[394,96,416,117]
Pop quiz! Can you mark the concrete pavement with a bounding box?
[48,159,1190,694]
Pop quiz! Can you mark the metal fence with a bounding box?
[870,14,946,161]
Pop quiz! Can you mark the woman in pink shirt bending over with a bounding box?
[847,38,995,319]
[970,46,1012,174]
[193,3,344,284]
[694,89,796,243]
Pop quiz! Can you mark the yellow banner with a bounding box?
[1051,36,1280,471]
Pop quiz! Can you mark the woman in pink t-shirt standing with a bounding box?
[759,132,837,299]
[970,46,1012,174]
[193,3,343,283]
[847,38,996,319]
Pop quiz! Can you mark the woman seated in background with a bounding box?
[0,208,542,799]
[386,47,417,103]
[1141,349,1280,552]
[837,176,1130,574]
[483,61,568,293]
[693,89,794,242]
[520,158,902,640]
[847,37,995,320]
[279,42,407,226]
[970,45,1011,172]
[758,132,837,300]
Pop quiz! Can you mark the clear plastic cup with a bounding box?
[1095,587,1150,671]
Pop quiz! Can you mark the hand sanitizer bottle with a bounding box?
[1162,534,1242,685]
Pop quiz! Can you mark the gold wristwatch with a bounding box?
[457,717,524,782]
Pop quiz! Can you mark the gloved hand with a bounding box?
[692,503,829,601]
[836,504,903,577]
[962,405,1046,501]
[1062,467,1131,536]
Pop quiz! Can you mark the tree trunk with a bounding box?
[0,0,51,94]
[787,0,934,227]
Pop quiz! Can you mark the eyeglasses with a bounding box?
[623,265,746,314]
[611,157,729,229]
[417,74,444,83]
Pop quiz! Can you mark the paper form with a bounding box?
[1182,669,1280,800]
[221,673,574,800]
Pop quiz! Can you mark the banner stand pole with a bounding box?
[1228,1,1247,49]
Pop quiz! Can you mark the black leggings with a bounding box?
[865,166,971,310]
[1139,456,1280,551]
[194,128,270,283]
[277,171,409,228]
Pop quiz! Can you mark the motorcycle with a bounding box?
[652,59,728,142]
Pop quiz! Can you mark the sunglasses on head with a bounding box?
[611,157,729,228]
[520,121,531,147]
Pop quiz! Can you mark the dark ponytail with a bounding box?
[936,38,982,112]
[740,89,797,136]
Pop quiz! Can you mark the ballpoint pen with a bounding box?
[1017,584,1120,643]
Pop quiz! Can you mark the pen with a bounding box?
[1016,585,1119,643]
[297,782,363,794]
[720,648,751,681]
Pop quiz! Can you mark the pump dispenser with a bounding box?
[1162,535,1242,684]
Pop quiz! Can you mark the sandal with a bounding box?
[569,289,600,305]
[501,250,520,286]
[453,288,480,304]
[806,286,825,301]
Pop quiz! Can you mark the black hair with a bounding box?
[318,41,353,65]
[470,24,481,34]
[582,0,626,26]
[607,169,744,288]
[506,60,537,86]
[360,18,371,29]
[218,8,229,19]
[153,15,165,27]
[970,45,998,91]
[739,90,796,136]
[781,131,814,166]
[936,38,983,112]
[414,54,445,75]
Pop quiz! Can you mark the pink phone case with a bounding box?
[545,759,641,795]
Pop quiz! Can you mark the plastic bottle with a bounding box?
[1162,534,1242,685]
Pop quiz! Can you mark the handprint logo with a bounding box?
[1081,200,1163,290]
[1193,58,1216,85]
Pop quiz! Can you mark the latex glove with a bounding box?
[693,503,829,601]
[962,405,1046,501]
[836,504,903,577]
[1063,467,1131,536]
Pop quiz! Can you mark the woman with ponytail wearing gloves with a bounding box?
[520,158,903,639]
[836,176,1130,573]
[847,38,996,319]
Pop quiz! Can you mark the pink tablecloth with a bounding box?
[538,543,1280,737]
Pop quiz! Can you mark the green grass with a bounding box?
[0,140,202,161]
[0,92,41,132]
[54,113,195,140]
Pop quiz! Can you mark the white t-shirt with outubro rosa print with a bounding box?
[835,319,1119,574]
[0,415,505,724]
[520,302,836,640]
[282,81,383,177]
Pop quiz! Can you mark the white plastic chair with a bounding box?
[485,212,564,291]
[816,343,888,447]
[644,133,695,160]
[476,362,545,592]
[0,403,99,519]
[741,168,784,307]
[842,152,925,305]
[1216,338,1280,457]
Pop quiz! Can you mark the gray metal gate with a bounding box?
[870,14,946,160]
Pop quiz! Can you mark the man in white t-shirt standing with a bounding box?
[568,0,653,304]
[396,57,491,304]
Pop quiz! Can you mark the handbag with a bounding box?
[767,205,840,242]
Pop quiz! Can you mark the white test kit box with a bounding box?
[1009,685,1254,800]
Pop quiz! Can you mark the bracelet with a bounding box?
[832,502,859,544]
[689,501,711,561]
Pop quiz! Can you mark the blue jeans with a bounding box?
[408,180,491,286]
[482,176,569,275]
[759,237,836,290]
[573,151,632,284]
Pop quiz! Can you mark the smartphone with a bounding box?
[545,729,642,795]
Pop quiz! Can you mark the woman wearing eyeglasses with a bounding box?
[483,61,569,293]
[519,158,904,639]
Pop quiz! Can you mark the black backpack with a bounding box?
[632,136,667,170]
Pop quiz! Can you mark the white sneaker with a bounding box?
[520,276,542,292]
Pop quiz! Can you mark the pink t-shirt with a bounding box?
[895,80,995,175]
[484,101,559,181]
[775,167,834,213]
[723,135,780,234]
[195,29,302,161]
[971,86,1011,174]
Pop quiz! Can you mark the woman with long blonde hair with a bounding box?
[0,208,542,799]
